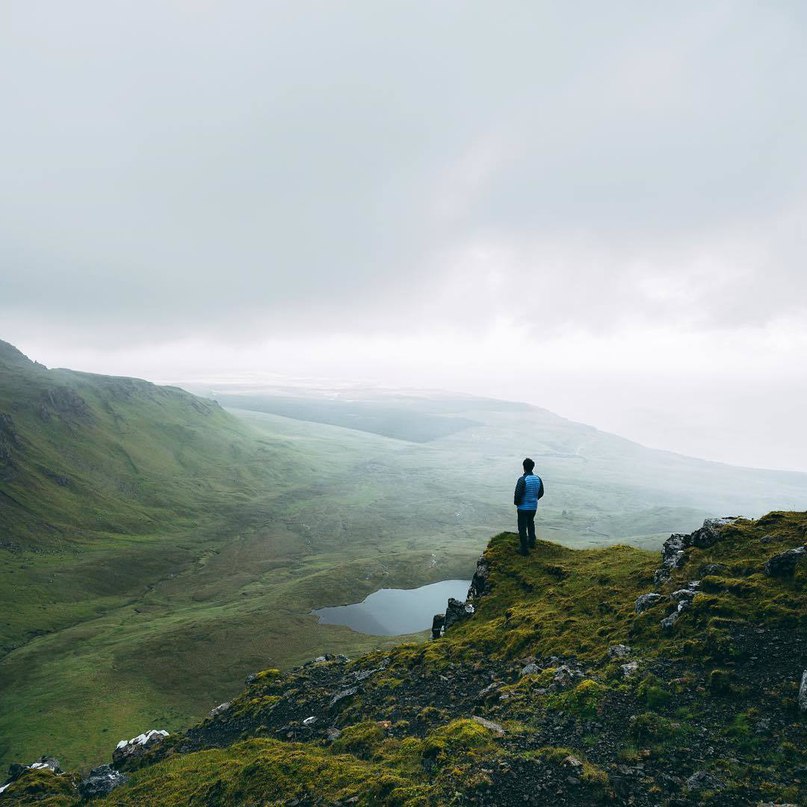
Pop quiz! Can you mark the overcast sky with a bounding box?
[2,1,806,471]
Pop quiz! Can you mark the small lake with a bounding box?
[313,579,471,636]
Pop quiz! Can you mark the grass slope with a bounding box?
[5,511,804,805]
[0,343,480,770]
[3,339,806,776]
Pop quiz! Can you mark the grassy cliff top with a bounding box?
[4,511,805,805]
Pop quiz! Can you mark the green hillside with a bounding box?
[4,511,805,805]
[3,339,806,776]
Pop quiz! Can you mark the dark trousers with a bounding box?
[517,509,537,552]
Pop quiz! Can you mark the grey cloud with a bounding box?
[2,1,807,345]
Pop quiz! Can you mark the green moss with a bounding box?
[100,738,429,806]
[636,674,671,709]
[547,679,607,718]
[629,712,686,747]
[330,722,388,760]
[0,768,79,805]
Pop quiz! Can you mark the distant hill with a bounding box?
[215,386,807,543]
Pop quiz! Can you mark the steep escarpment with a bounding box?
[4,511,805,805]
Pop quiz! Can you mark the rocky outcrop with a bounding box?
[433,554,489,636]
[468,557,491,600]
[799,670,807,714]
[443,597,475,631]
[112,730,169,769]
[634,592,663,613]
[763,546,807,577]
[0,412,21,480]
[38,386,94,423]
[0,757,64,795]
[78,764,127,799]
[431,613,445,639]
[654,517,737,585]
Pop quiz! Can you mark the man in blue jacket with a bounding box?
[514,458,544,556]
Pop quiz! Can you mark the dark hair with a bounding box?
[522,457,535,472]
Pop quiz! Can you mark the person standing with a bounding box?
[513,458,544,556]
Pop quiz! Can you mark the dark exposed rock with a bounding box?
[655,517,738,585]
[661,599,691,630]
[763,546,807,577]
[112,730,168,769]
[444,597,475,631]
[38,386,93,422]
[329,686,358,710]
[468,557,491,599]
[78,764,127,799]
[685,770,724,791]
[635,592,664,613]
[431,613,445,639]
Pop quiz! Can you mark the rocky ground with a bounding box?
[2,512,806,805]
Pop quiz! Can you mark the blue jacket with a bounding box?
[514,473,544,510]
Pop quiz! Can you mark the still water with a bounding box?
[313,579,471,636]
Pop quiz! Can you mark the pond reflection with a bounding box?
[313,579,471,636]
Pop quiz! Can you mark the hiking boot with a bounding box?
[518,548,529,556]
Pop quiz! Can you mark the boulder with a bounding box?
[520,662,540,676]
[112,730,169,768]
[78,764,127,799]
[207,702,230,719]
[661,599,691,630]
[635,593,663,613]
[444,598,475,631]
[763,546,807,578]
